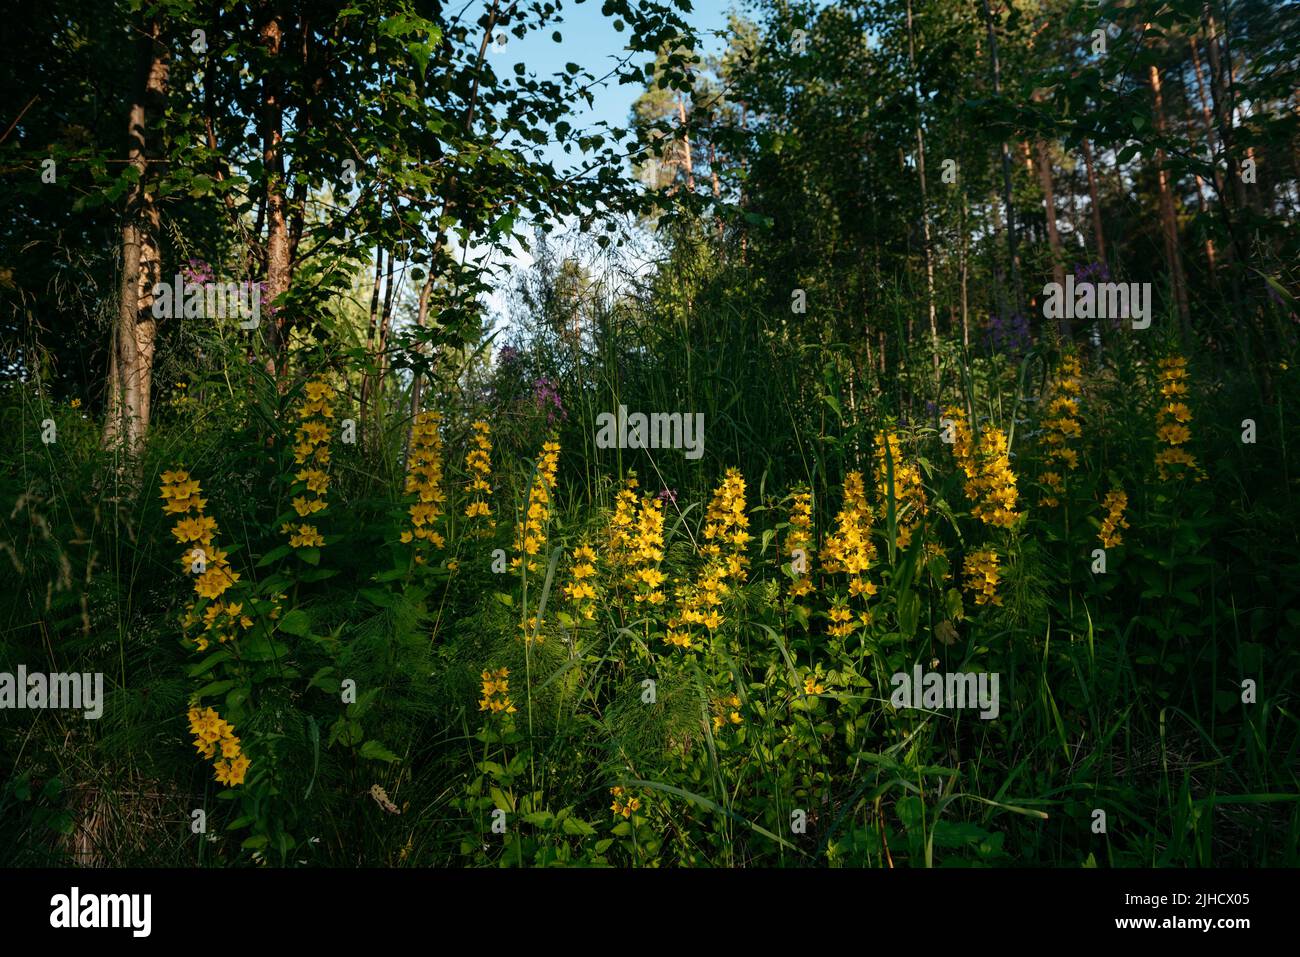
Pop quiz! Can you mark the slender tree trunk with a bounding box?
[676,98,694,192]
[1182,100,1218,275]
[104,13,168,459]
[980,0,1022,314]
[1080,138,1108,266]
[1189,37,1228,202]
[1148,60,1191,343]
[1031,125,1069,339]
[959,195,970,348]
[260,8,290,383]
[905,0,940,387]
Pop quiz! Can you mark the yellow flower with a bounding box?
[479,666,516,714]
[287,380,334,543]
[962,549,1002,606]
[785,487,816,600]
[1154,356,1204,481]
[1098,489,1130,548]
[1038,355,1083,506]
[873,431,927,545]
[512,435,560,574]
[289,524,324,549]
[463,420,496,532]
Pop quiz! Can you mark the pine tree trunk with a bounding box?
[980,0,1022,314]
[1081,138,1107,266]
[1148,60,1191,343]
[1032,125,1069,339]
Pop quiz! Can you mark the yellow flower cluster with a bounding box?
[628,497,667,605]
[1040,355,1083,507]
[182,599,254,653]
[609,786,642,818]
[287,379,334,550]
[187,706,249,787]
[563,543,599,620]
[665,471,751,650]
[513,438,561,572]
[1154,356,1204,481]
[873,431,927,547]
[464,420,495,530]
[826,596,871,638]
[710,694,743,732]
[162,469,241,606]
[401,411,447,556]
[1098,489,1130,548]
[291,377,334,520]
[666,565,728,649]
[478,667,516,714]
[607,475,640,571]
[786,488,815,599]
[822,472,877,599]
[701,468,751,582]
[802,671,826,696]
[946,409,1020,528]
[972,428,1020,528]
[962,549,1002,606]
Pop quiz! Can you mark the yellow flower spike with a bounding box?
[1098,489,1130,548]
[962,549,1002,607]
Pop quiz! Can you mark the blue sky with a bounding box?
[459,1,742,332]
[491,0,738,170]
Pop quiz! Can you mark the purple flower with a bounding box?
[657,488,677,505]
[498,345,521,367]
[984,311,1032,354]
[182,258,215,286]
[531,377,565,424]
[1073,260,1111,283]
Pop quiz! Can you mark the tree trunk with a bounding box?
[260,8,290,383]
[1148,60,1191,343]
[1032,127,1069,339]
[905,0,940,388]
[104,13,169,459]
[1080,138,1108,266]
[676,98,694,192]
[980,0,1022,314]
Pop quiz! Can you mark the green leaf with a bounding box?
[194,679,236,700]
[358,740,401,763]
[278,609,311,636]
[256,544,293,567]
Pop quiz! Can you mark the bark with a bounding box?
[1148,60,1191,343]
[260,8,290,382]
[1032,129,1069,339]
[980,0,1022,313]
[104,13,169,458]
[905,0,940,387]
[676,98,695,192]
[1182,99,1218,275]
[1080,138,1107,265]
[1189,37,1228,202]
